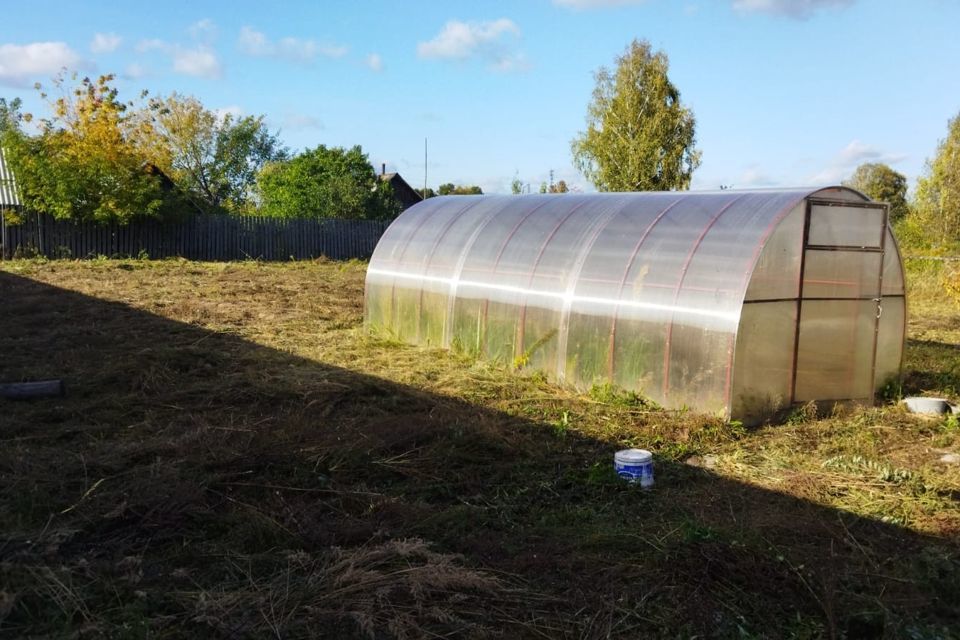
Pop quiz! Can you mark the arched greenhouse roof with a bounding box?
[365,187,905,421]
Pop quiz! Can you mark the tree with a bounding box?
[913,112,960,244]
[438,183,483,195]
[842,163,909,222]
[571,39,700,192]
[2,74,172,223]
[142,94,286,213]
[510,173,523,195]
[257,144,400,220]
[0,97,22,135]
[539,180,568,194]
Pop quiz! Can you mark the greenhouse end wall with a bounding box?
[730,195,905,422]
[365,188,905,421]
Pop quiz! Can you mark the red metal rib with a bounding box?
[722,193,808,414]
[514,200,590,358]
[605,197,684,379]
[661,194,748,400]
[477,198,558,353]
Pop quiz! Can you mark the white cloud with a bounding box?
[732,0,854,19]
[807,139,906,185]
[172,45,222,78]
[277,36,318,61]
[553,0,647,8]
[315,42,348,58]
[417,19,526,72]
[0,42,82,87]
[136,38,166,53]
[237,27,269,56]
[214,105,243,121]
[837,139,890,164]
[90,32,121,54]
[188,18,217,41]
[136,37,222,78]
[238,26,346,63]
[418,19,519,59]
[365,52,383,72]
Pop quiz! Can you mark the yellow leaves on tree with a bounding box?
[5,73,169,223]
[141,94,286,214]
[914,112,960,245]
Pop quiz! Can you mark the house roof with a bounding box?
[0,147,21,208]
[379,171,423,211]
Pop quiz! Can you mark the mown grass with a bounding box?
[0,257,958,639]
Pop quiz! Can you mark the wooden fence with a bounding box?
[0,212,390,261]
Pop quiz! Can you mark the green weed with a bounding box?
[822,454,913,484]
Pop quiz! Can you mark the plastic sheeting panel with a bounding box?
[794,299,878,402]
[731,301,798,422]
[802,250,882,299]
[875,296,906,392]
[365,187,906,420]
[808,203,885,248]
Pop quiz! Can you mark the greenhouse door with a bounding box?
[793,200,888,404]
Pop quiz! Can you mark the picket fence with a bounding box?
[0,213,390,261]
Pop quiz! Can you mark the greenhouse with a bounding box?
[364,187,905,422]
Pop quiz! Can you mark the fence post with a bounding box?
[36,211,43,256]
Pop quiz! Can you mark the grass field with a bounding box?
[1,258,958,639]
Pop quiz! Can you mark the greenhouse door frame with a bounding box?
[790,198,889,406]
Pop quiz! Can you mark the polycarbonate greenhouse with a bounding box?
[365,187,905,422]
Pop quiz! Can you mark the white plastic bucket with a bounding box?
[903,397,953,415]
[615,449,654,488]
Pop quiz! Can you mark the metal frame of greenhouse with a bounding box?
[364,187,905,422]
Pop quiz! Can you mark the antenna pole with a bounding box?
[424,138,428,198]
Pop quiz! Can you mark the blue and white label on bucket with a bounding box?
[616,462,653,486]
[614,448,655,488]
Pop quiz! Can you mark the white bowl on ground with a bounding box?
[903,397,953,414]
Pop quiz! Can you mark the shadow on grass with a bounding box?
[904,338,960,398]
[0,270,958,639]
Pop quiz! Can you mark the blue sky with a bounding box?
[1,0,957,194]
